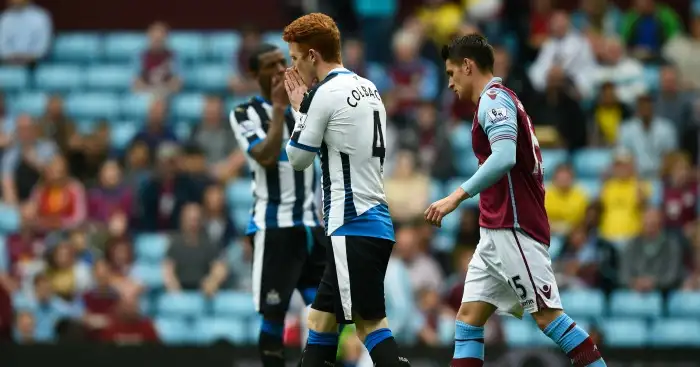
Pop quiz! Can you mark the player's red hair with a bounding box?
[283,13,341,64]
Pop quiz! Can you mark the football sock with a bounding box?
[301,287,317,306]
[260,319,285,367]
[452,321,484,367]
[364,328,409,367]
[543,314,606,367]
[301,329,338,367]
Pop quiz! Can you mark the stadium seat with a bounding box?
[560,289,605,319]
[212,291,256,318]
[104,33,147,62]
[233,208,250,234]
[131,261,164,289]
[0,66,29,91]
[207,32,242,63]
[650,318,700,346]
[34,65,84,92]
[120,92,154,120]
[609,290,663,318]
[155,317,192,344]
[450,123,472,152]
[157,292,207,318]
[502,318,535,346]
[11,92,48,116]
[64,92,120,120]
[168,32,206,62]
[172,93,205,121]
[194,317,248,345]
[189,63,231,91]
[643,65,660,92]
[85,64,134,91]
[51,33,101,62]
[667,291,700,317]
[227,178,253,208]
[110,122,139,150]
[572,149,612,179]
[248,315,262,343]
[429,179,444,202]
[262,31,288,54]
[600,318,648,347]
[548,235,565,259]
[0,204,20,233]
[134,233,170,263]
[139,296,151,315]
[173,122,192,141]
[540,149,568,180]
[440,208,461,235]
[577,179,602,199]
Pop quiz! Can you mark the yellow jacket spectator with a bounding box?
[546,164,589,235]
[417,0,464,47]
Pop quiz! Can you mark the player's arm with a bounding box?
[285,88,333,171]
[229,105,285,168]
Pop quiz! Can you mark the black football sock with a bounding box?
[365,328,409,367]
[259,319,285,367]
[300,329,338,367]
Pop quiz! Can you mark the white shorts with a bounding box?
[462,228,562,318]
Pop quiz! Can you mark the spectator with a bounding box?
[3,203,42,292]
[589,81,632,146]
[527,0,554,54]
[133,21,182,96]
[654,65,695,131]
[407,103,455,179]
[414,287,452,346]
[0,266,11,342]
[67,227,97,266]
[87,160,134,224]
[662,153,697,232]
[228,25,262,97]
[529,11,597,99]
[384,249,420,344]
[138,143,183,231]
[618,95,678,178]
[13,273,77,342]
[621,0,682,61]
[493,45,536,112]
[38,95,79,156]
[593,37,647,105]
[90,211,129,256]
[81,260,119,333]
[545,164,589,236]
[342,38,390,93]
[131,99,178,163]
[393,224,443,292]
[415,0,463,49]
[351,0,397,64]
[122,141,151,189]
[555,225,617,290]
[2,114,57,205]
[104,239,141,298]
[620,208,684,292]
[663,15,700,88]
[14,310,35,343]
[44,241,92,301]
[99,296,158,344]
[0,0,52,66]
[163,203,227,295]
[69,120,111,185]
[201,184,235,249]
[570,0,622,36]
[682,228,700,290]
[30,155,87,232]
[384,151,430,224]
[0,94,11,151]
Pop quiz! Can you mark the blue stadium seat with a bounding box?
[157,292,206,318]
[440,208,461,235]
[173,122,192,141]
[548,235,565,259]
[139,296,151,315]
[110,122,139,150]
[120,93,154,120]
[560,289,605,319]
[11,92,47,116]
[0,203,20,233]
[155,317,192,344]
[131,261,164,289]
[577,179,602,199]
[600,318,648,347]
[610,290,663,318]
[189,63,231,91]
[262,31,288,55]
[34,65,84,92]
[650,318,700,346]
[233,208,250,234]
[227,178,253,208]
[86,64,134,91]
[249,316,262,343]
[432,232,456,252]
[64,92,120,120]
[449,123,472,152]
[194,317,248,345]
[213,291,256,318]
[429,179,444,202]
[74,120,100,135]
[667,291,700,317]
[168,32,206,62]
[104,33,147,62]
[51,33,101,62]
[541,149,568,180]
[172,93,204,121]
[643,65,660,92]
[134,233,169,263]
[502,318,535,346]
[207,32,241,63]
[0,67,29,91]
[572,149,612,179]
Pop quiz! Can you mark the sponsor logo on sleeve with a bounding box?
[487,107,509,123]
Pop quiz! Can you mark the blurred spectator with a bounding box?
[570,0,622,36]
[68,120,111,184]
[620,208,684,292]
[38,95,79,156]
[201,184,235,249]
[455,209,480,248]
[14,310,35,343]
[30,155,87,232]
[122,141,151,189]
[0,93,11,150]
[399,103,454,179]
[81,260,119,333]
[2,114,57,205]
[414,287,452,346]
[91,211,129,255]
[352,0,397,65]
[621,0,682,61]
[385,151,430,224]
[555,225,617,291]
[87,160,134,223]
[44,241,92,301]
[654,65,694,131]
[527,0,554,53]
[618,95,677,178]
[0,0,52,66]
[133,21,182,95]
[589,81,632,146]
[682,228,700,290]
[415,0,463,48]
[384,250,420,344]
[394,224,443,292]
[3,203,42,291]
[99,296,158,344]
[529,11,597,99]
[663,15,700,88]
[342,38,390,93]
[163,203,227,295]
[104,239,141,298]
[593,37,647,105]
[388,30,440,118]
[131,99,178,162]
[545,164,589,236]
[224,238,252,291]
[138,143,184,231]
[229,25,262,97]
[0,267,11,342]
[68,227,97,265]
[662,153,697,232]
[13,273,77,342]
[599,150,650,244]
[493,44,535,111]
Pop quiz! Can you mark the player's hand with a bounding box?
[284,68,308,111]
[424,195,460,228]
[270,72,288,107]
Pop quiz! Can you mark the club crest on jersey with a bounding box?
[486,89,498,100]
[295,115,307,131]
[487,107,508,123]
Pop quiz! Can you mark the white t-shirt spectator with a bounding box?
[0,3,52,61]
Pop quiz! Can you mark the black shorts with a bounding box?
[311,235,394,324]
[250,226,327,316]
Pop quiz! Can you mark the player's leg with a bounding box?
[253,229,307,367]
[497,230,607,367]
[296,227,329,307]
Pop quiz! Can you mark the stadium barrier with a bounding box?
[5,345,700,367]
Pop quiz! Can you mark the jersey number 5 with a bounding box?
[372,110,386,165]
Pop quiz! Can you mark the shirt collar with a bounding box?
[479,77,503,97]
[325,67,353,80]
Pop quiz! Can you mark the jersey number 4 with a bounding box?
[372,110,386,166]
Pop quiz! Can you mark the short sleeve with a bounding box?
[229,105,265,153]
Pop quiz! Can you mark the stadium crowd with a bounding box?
[0,0,699,361]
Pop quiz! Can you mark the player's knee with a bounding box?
[306,308,338,333]
[456,301,493,327]
[531,307,564,330]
